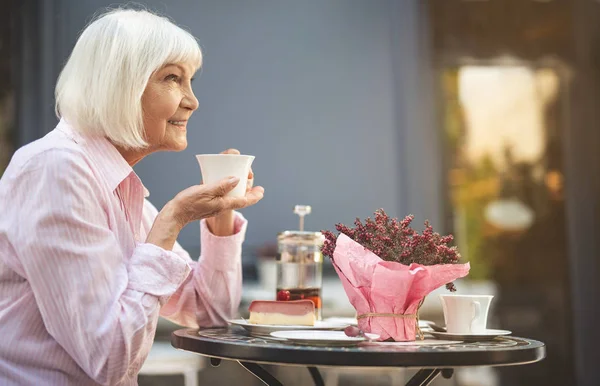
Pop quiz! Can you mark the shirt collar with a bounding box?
[56,119,150,198]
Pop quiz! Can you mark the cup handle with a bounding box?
[471,301,481,332]
[441,299,449,327]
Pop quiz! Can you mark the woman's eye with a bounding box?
[165,74,179,82]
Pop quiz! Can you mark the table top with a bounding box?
[171,327,546,369]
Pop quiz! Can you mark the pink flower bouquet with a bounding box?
[321,210,470,341]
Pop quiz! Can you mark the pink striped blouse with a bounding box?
[0,120,247,385]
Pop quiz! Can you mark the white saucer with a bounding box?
[419,320,436,328]
[270,330,380,346]
[429,329,512,342]
[323,317,435,330]
[228,319,350,337]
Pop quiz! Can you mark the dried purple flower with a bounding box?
[321,209,462,292]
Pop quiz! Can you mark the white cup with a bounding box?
[196,154,255,198]
[439,294,494,334]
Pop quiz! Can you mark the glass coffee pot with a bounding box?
[276,205,325,320]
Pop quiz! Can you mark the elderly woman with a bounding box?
[0,8,264,386]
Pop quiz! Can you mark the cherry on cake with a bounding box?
[248,300,315,326]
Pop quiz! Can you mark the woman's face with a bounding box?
[141,62,199,152]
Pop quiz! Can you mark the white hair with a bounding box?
[55,7,202,149]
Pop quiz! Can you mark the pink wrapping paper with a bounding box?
[331,233,470,341]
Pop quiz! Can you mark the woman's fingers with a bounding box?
[205,176,240,197]
[221,148,241,155]
[247,168,254,190]
[245,186,264,206]
[225,186,264,210]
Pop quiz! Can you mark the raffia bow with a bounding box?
[356,298,425,340]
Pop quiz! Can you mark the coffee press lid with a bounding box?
[277,230,325,245]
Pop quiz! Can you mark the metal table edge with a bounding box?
[171,328,546,369]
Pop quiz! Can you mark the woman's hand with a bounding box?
[146,150,263,249]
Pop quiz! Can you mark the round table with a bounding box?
[171,327,546,386]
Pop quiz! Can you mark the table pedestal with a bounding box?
[210,357,454,386]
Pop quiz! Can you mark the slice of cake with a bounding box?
[248,300,315,326]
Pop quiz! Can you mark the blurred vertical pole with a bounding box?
[8,0,17,148]
[567,1,600,385]
[15,0,64,146]
[390,0,441,225]
[15,0,40,147]
[39,0,58,135]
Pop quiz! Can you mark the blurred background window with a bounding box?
[440,63,570,385]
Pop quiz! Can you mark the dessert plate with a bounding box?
[428,329,512,342]
[322,317,358,325]
[270,330,379,346]
[228,319,350,337]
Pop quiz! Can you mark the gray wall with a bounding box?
[20,0,433,257]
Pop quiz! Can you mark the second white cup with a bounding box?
[196,154,255,198]
[439,294,494,334]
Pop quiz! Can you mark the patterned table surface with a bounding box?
[171,327,546,368]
